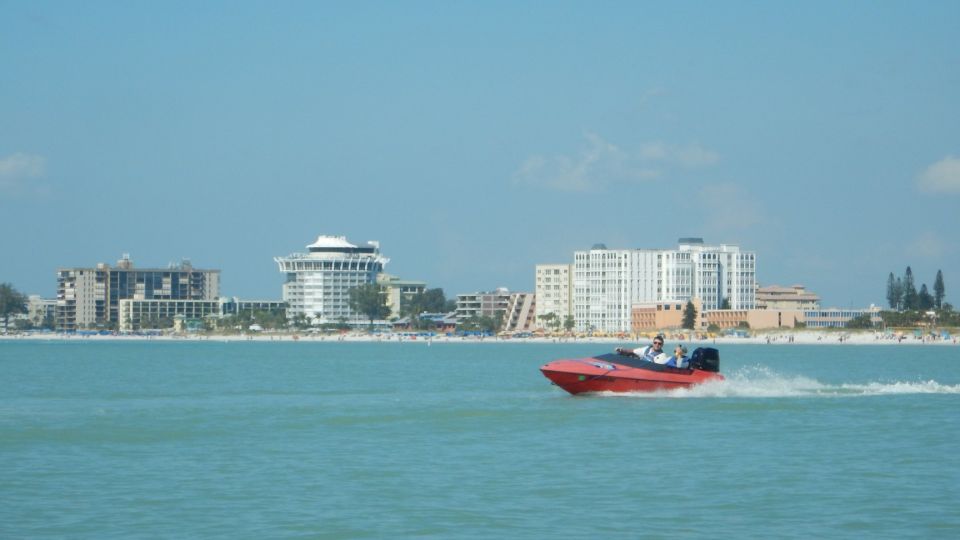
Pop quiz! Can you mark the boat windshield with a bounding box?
[595,353,691,372]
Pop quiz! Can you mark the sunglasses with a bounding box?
[653,341,663,345]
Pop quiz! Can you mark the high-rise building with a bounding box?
[573,245,660,334]
[274,235,389,324]
[662,238,756,310]
[56,255,220,331]
[534,264,573,330]
[572,238,756,332]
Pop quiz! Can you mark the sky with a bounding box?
[2,1,958,308]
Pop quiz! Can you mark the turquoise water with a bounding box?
[2,340,959,539]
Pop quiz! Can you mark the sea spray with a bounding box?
[595,364,960,399]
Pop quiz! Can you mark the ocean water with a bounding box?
[1,340,958,539]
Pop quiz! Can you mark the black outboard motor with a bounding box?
[689,347,720,372]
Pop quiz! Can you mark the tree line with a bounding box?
[348,284,457,329]
[0,283,30,332]
[885,267,946,312]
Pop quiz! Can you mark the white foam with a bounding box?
[595,365,960,398]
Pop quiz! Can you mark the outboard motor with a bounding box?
[689,347,720,372]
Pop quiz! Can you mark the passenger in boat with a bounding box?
[665,345,689,368]
[615,335,665,362]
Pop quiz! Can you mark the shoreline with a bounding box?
[1,330,956,346]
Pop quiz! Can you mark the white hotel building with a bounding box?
[573,238,756,333]
[275,235,389,324]
[534,264,574,326]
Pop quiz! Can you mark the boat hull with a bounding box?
[540,355,724,395]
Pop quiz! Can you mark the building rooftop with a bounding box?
[307,235,357,250]
[757,284,820,301]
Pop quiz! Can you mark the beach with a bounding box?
[2,329,956,345]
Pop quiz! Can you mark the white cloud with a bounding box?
[917,156,960,193]
[513,134,718,192]
[0,153,46,191]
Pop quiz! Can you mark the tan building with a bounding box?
[502,292,536,332]
[630,289,877,331]
[376,273,426,320]
[631,298,705,332]
[756,284,820,310]
[632,297,806,332]
[705,309,805,330]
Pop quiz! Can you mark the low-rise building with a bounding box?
[456,288,511,321]
[27,295,56,328]
[803,306,882,328]
[631,297,807,331]
[219,298,287,316]
[377,273,427,320]
[756,284,820,310]
[119,298,222,332]
[392,312,457,333]
[705,309,805,330]
[631,300,703,332]
[119,297,286,332]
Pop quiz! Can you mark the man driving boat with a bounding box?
[615,334,666,363]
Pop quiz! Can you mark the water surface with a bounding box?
[2,340,958,538]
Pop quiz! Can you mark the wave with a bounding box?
[598,365,960,398]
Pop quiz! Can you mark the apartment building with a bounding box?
[573,238,757,333]
[456,288,511,321]
[56,255,220,331]
[534,264,572,329]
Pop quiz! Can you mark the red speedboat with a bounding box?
[541,347,724,395]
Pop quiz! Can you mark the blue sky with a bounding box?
[2,1,958,308]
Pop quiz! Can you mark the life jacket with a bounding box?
[641,346,662,362]
[665,355,689,368]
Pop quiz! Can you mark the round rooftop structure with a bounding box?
[307,235,357,250]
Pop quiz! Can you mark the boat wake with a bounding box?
[597,365,960,399]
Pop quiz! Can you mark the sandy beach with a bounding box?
[2,329,956,346]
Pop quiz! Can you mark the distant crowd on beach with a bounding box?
[2,329,957,346]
